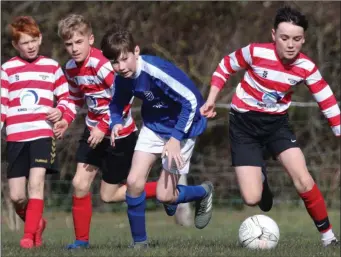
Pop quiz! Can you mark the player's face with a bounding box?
[13,33,42,60]
[272,22,305,63]
[63,32,94,63]
[110,46,140,78]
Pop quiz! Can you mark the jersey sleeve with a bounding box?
[94,61,115,133]
[63,72,84,124]
[53,65,72,114]
[1,68,9,130]
[211,44,253,90]
[109,80,133,130]
[154,78,198,141]
[305,66,340,136]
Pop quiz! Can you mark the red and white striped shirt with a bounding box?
[64,47,136,138]
[1,56,72,142]
[211,43,341,136]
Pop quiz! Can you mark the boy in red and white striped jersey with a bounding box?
[53,14,160,249]
[1,16,73,249]
[201,6,340,247]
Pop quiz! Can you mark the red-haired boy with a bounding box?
[1,16,73,248]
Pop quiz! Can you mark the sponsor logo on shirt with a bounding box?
[258,92,282,108]
[19,90,39,106]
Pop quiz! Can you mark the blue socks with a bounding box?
[174,185,206,205]
[126,191,147,243]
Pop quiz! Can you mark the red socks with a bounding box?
[299,184,331,232]
[145,182,157,199]
[23,199,44,240]
[72,193,92,241]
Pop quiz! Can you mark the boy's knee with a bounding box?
[72,177,91,195]
[100,187,121,203]
[156,191,176,204]
[294,175,315,193]
[10,193,26,205]
[242,193,262,206]
[126,176,145,197]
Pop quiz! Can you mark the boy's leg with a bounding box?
[258,162,274,212]
[67,128,102,249]
[125,150,157,247]
[156,169,213,229]
[20,167,46,248]
[257,147,274,212]
[100,132,157,203]
[229,110,266,208]
[278,147,338,246]
[14,138,54,248]
[67,163,98,249]
[8,178,27,221]
[268,117,338,247]
[158,138,214,229]
[174,174,193,227]
[6,142,28,221]
[100,182,157,202]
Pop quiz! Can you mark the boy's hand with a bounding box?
[162,137,184,170]
[200,101,216,118]
[88,126,105,149]
[111,124,123,147]
[53,119,68,139]
[47,108,62,123]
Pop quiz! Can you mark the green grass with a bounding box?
[2,206,340,257]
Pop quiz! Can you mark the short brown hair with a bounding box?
[9,16,41,43]
[58,14,92,40]
[100,24,136,61]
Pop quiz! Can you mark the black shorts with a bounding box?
[76,128,137,184]
[229,109,299,167]
[6,137,59,179]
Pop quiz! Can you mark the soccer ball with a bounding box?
[238,214,280,249]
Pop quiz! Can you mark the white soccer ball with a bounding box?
[238,214,280,249]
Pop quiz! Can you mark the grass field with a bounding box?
[2,206,340,257]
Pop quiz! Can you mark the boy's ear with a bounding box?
[89,34,95,45]
[38,34,42,45]
[134,45,140,58]
[271,29,276,42]
[12,41,18,51]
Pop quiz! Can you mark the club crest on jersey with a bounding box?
[15,74,19,81]
[19,90,40,106]
[144,91,154,101]
[39,74,49,80]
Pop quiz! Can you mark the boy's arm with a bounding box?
[154,76,198,141]
[305,67,341,136]
[1,68,9,130]
[109,81,133,130]
[64,72,84,124]
[207,44,253,103]
[53,66,76,124]
[92,61,116,133]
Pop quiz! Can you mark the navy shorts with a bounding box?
[76,128,137,184]
[229,109,298,167]
[6,137,59,179]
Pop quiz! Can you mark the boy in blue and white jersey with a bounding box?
[101,25,214,248]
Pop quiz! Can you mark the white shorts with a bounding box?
[134,125,196,174]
